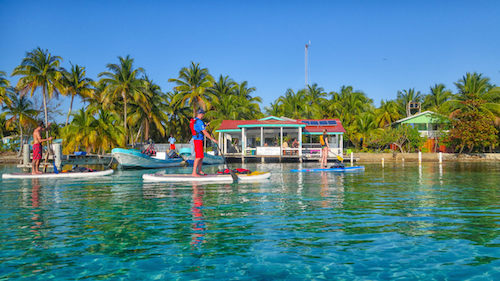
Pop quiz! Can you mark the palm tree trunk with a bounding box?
[17,120,23,157]
[122,91,128,145]
[134,122,143,144]
[42,86,49,139]
[145,121,150,141]
[65,94,75,126]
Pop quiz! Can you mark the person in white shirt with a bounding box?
[168,135,176,151]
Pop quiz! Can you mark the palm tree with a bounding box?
[61,109,96,154]
[306,83,327,103]
[0,112,8,139]
[12,47,63,135]
[352,112,377,148]
[206,94,263,136]
[128,77,169,142]
[423,84,452,114]
[447,72,500,126]
[168,62,215,116]
[62,108,124,154]
[325,90,343,119]
[273,88,316,119]
[339,86,373,123]
[0,71,11,106]
[264,101,281,116]
[165,90,192,141]
[98,55,146,144]
[209,75,237,98]
[396,88,422,117]
[2,92,38,155]
[375,100,401,128]
[233,80,257,100]
[61,64,94,126]
[325,86,374,146]
[94,109,125,153]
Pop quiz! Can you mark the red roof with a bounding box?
[217,118,345,133]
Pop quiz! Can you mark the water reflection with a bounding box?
[319,172,331,208]
[30,179,42,240]
[191,183,206,247]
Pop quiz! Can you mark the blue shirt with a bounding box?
[168,137,176,144]
[193,119,206,140]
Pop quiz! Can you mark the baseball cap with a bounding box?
[197,108,206,114]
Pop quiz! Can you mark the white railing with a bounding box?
[419,130,448,138]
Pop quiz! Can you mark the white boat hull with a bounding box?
[2,169,114,179]
[112,148,183,169]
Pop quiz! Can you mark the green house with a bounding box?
[393,111,451,138]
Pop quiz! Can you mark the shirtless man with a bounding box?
[32,121,53,174]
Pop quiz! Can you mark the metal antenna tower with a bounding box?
[305,41,310,88]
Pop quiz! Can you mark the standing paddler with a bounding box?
[32,121,54,175]
[190,109,218,177]
[320,129,329,168]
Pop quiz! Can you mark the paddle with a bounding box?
[327,150,345,169]
[43,125,58,174]
[215,144,238,183]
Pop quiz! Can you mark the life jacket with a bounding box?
[190,117,204,140]
[320,134,326,146]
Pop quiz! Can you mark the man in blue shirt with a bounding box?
[190,109,218,176]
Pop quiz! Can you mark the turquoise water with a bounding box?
[0,162,499,280]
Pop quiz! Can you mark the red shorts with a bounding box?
[170,144,176,150]
[194,140,204,159]
[33,143,42,160]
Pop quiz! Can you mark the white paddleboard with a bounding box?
[2,169,114,179]
[142,171,271,183]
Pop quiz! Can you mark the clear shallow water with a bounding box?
[0,162,499,280]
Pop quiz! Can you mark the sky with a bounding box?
[1,0,499,122]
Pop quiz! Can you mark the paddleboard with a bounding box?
[2,169,114,179]
[143,171,271,183]
[290,166,365,172]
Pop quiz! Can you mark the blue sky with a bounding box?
[1,0,499,121]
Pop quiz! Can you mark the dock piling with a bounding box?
[54,143,62,169]
[23,144,30,167]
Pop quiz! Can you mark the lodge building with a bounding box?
[216,116,346,162]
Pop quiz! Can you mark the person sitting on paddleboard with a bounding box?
[32,121,53,175]
[320,129,329,168]
[190,108,218,177]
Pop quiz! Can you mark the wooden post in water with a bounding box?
[439,152,442,164]
[418,151,422,164]
[382,157,384,168]
[350,152,353,166]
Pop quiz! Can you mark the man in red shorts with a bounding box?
[168,135,176,151]
[190,109,218,177]
[32,121,53,174]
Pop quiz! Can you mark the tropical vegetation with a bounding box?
[1,47,499,154]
